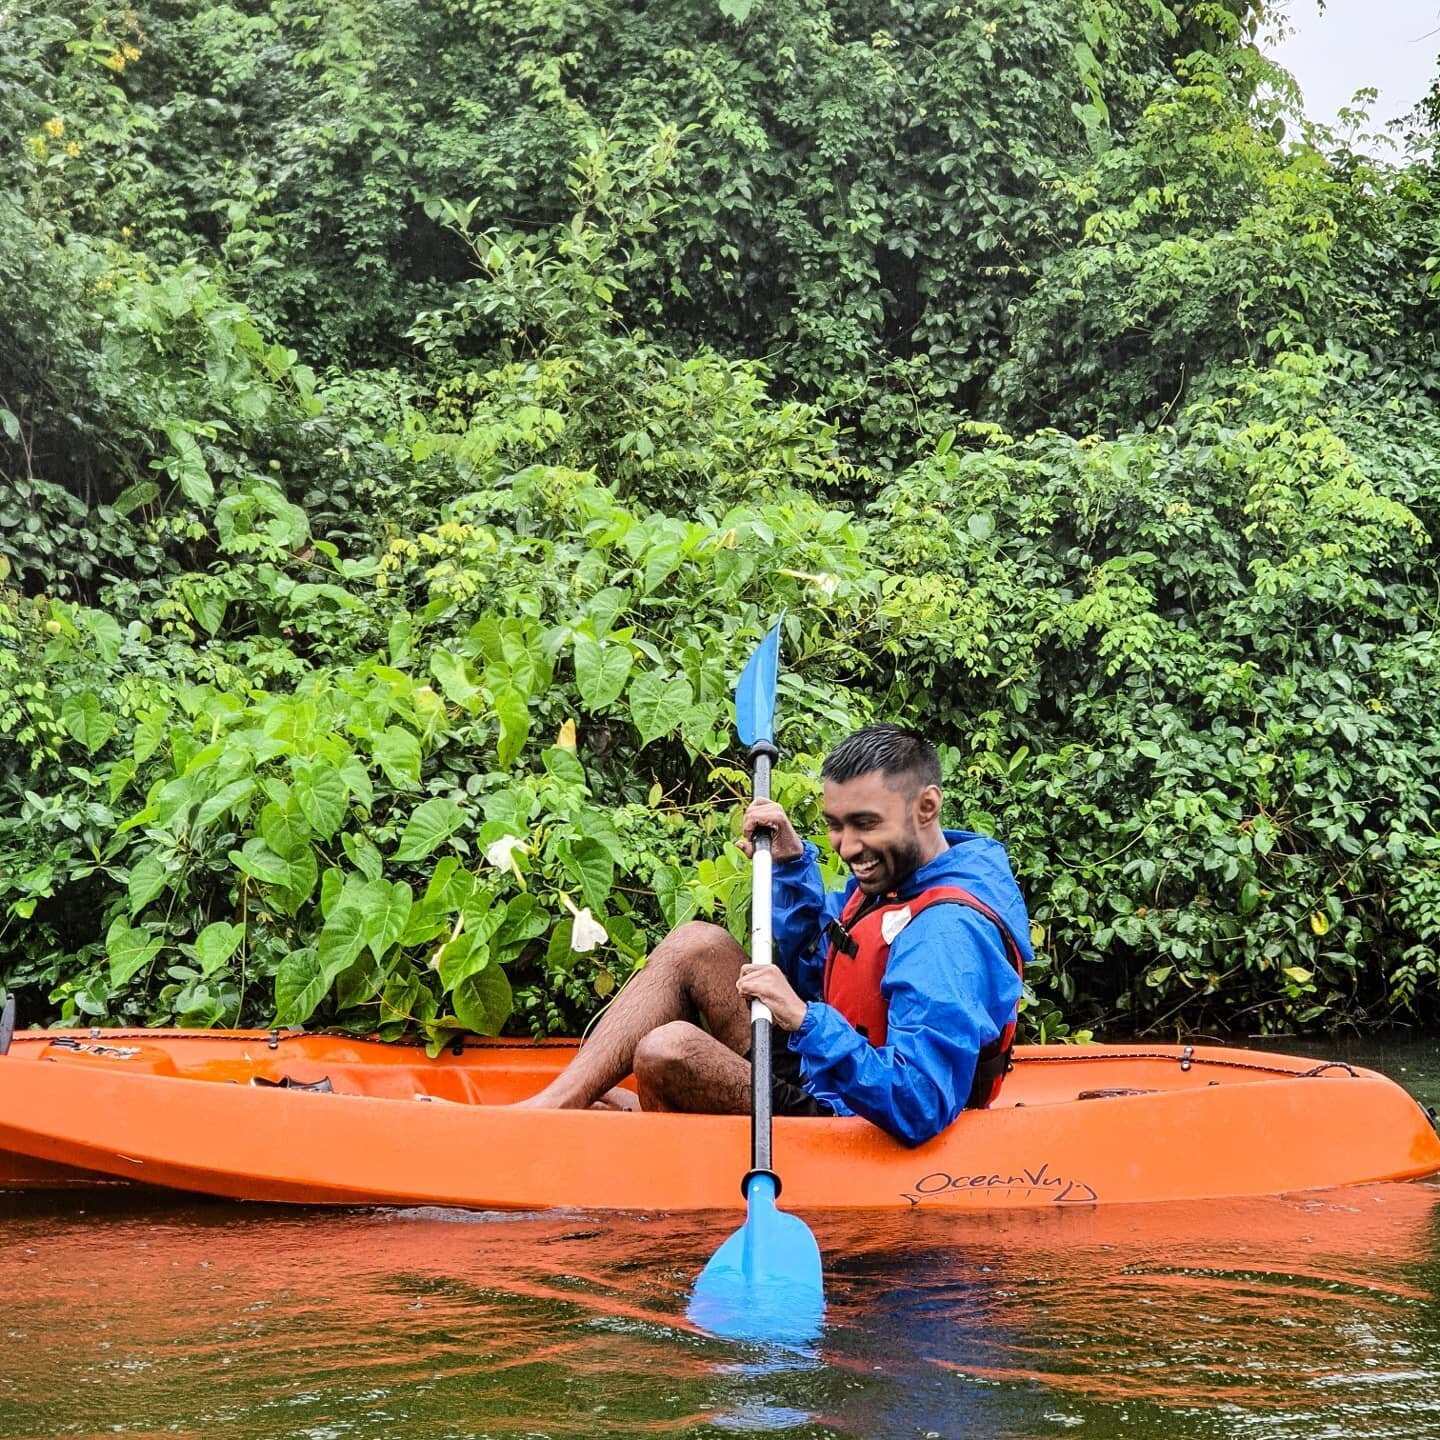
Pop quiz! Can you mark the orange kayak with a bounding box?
[0,1029,1435,1209]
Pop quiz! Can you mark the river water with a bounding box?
[2,1037,1437,1440]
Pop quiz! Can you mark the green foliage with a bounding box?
[5,0,1440,1047]
[4,0,1258,440]
[995,36,1421,428]
[0,205,875,1037]
[871,351,1440,1032]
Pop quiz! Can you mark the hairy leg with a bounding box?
[632,1020,753,1113]
[515,921,752,1109]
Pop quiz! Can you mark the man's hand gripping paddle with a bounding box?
[688,620,825,1345]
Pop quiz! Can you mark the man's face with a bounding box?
[822,771,928,896]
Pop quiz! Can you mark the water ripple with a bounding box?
[0,1185,1437,1438]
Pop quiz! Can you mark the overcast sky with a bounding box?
[1264,0,1440,142]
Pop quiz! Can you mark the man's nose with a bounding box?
[837,830,864,860]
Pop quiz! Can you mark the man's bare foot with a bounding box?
[591,1087,640,1112]
[510,1086,638,1110]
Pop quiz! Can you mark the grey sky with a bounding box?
[1265,0,1440,139]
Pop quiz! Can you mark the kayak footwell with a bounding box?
[0,1032,1435,1209]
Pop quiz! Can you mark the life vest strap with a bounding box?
[824,917,859,958]
[965,1029,1014,1110]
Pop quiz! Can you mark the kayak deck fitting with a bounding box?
[0,1031,1435,1209]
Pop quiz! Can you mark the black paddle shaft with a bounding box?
[747,739,780,1194]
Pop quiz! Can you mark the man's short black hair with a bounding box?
[822,724,942,793]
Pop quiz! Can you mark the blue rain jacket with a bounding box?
[774,829,1030,1147]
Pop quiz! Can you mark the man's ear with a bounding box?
[915,784,942,826]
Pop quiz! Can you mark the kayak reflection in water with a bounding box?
[517,724,1031,1146]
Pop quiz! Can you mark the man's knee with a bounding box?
[667,920,732,955]
[649,920,736,975]
[633,1021,704,1090]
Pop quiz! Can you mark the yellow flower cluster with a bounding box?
[35,119,82,159]
[102,44,141,72]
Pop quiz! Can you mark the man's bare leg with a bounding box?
[632,1020,753,1112]
[515,921,753,1109]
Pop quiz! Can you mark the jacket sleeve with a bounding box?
[769,841,842,1001]
[787,906,1023,1146]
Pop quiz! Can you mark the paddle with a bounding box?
[688,619,825,1345]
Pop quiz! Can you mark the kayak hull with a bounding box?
[0,1031,1435,1209]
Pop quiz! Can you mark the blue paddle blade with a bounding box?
[688,1173,825,1345]
[734,620,783,749]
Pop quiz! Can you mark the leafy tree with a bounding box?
[5,0,1440,1045]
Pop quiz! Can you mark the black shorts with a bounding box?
[765,1043,836,1119]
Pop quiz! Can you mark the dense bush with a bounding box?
[4,0,1440,1042]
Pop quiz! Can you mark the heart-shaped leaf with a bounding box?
[107,917,162,987]
[394,796,466,862]
[437,931,490,989]
[629,671,694,748]
[195,921,244,976]
[293,761,347,840]
[493,894,550,962]
[563,836,614,914]
[271,844,318,917]
[573,638,632,711]
[493,688,530,769]
[229,838,291,886]
[274,949,327,1027]
[315,904,368,982]
[357,878,413,960]
[127,853,169,915]
[259,801,312,860]
[373,726,421,788]
[61,693,116,755]
[652,864,699,931]
[452,964,513,1035]
[195,776,256,832]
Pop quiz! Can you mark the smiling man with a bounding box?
[517,724,1030,1146]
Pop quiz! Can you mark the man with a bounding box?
[518,724,1030,1146]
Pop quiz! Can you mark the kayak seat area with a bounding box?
[35,1037,506,1104]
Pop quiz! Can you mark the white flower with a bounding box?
[484,834,528,876]
[560,892,608,953]
[777,567,839,598]
[570,908,608,953]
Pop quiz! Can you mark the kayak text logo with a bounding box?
[901,1162,1099,1207]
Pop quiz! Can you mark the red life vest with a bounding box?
[822,883,1026,1109]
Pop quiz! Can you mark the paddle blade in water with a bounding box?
[734,621,782,749]
[688,1173,824,1345]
